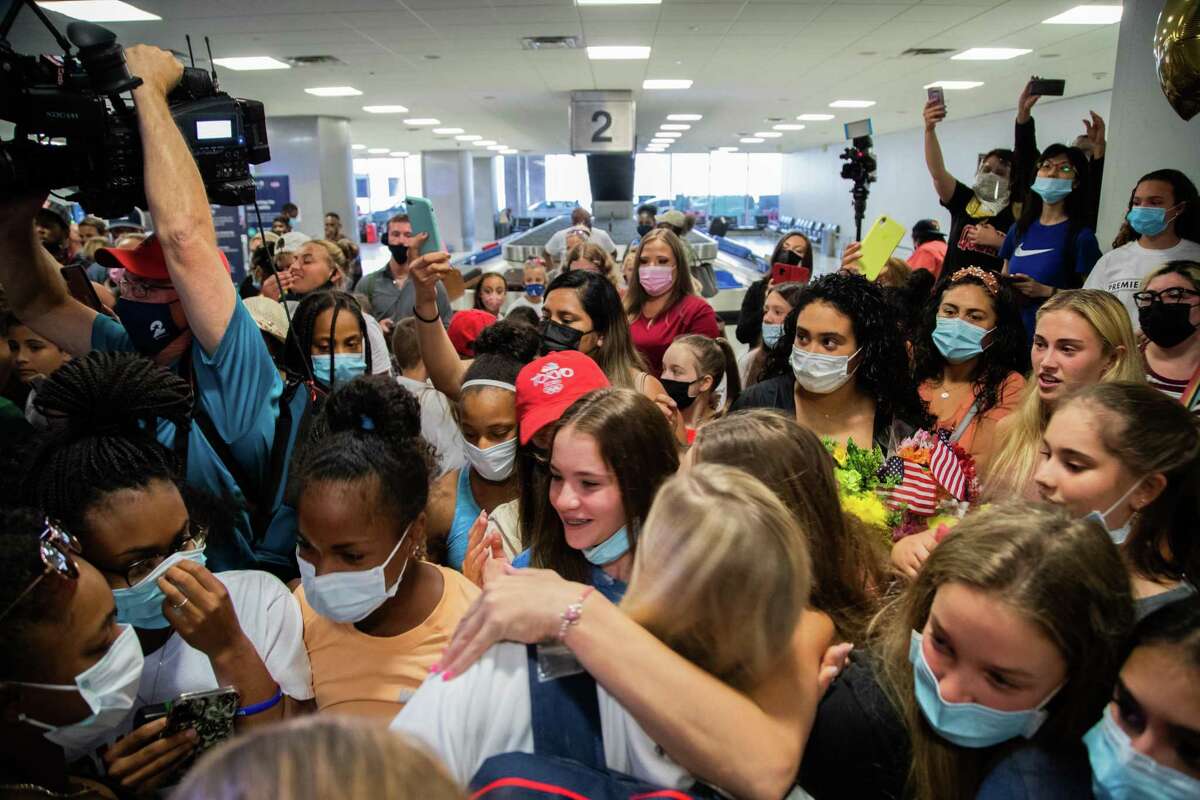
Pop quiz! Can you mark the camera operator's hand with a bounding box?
[923,99,946,132]
[124,45,183,97]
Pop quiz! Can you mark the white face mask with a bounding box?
[464,437,518,481]
[791,345,861,394]
[297,525,411,624]
[1087,478,1145,545]
[10,624,144,761]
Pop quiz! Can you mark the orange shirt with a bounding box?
[294,564,479,722]
[919,371,1025,472]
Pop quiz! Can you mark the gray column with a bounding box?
[1096,0,1200,246]
[473,156,498,244]
[258,116,357,242]
[422,150,476,253]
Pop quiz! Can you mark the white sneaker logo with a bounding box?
[1014,244,1053,257]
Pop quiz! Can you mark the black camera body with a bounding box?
[839,135,877,186]
[0,6,269,218]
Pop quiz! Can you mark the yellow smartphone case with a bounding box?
[859,216,906,280]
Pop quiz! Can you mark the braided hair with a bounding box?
[284,291,373,387]
[24,352,191,536]
[0,506,73,677]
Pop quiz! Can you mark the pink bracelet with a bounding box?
[557,587,595,641]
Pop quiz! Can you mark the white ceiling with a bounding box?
[13,0,1121,155]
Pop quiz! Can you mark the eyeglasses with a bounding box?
[1133,288,1200,307]
[119,521,208,587]
[0,520,82,624]
[1037,161,1076,175]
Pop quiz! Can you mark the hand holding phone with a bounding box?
[859,216,906,280]
[404,196,443,256]
[166,687,239,754]
[104,716,197,792]
[926,86,945,107]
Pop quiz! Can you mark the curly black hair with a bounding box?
[0,506,72,677]
[472,318,540,364]
[291,376,435,534]
[762,272,933,429]
[911,271,1030,418]
[284,291,373,386]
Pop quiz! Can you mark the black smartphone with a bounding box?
[60,264,104,312]
[1028,78,1065,97]
[132,702,168,730]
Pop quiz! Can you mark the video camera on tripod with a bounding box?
[0,0,269,218]
[839,118,877,242]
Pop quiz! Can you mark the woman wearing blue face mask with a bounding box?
[1084,596,1200,800]
[999,144,1102,341]
[1033,382,1200,620]
[914,267,1029,470]
[738,282,804,390]
[285,291,374,400]
[292,376,478,720]
[22,355,312,756]
[800,502,1134,800]
[1086,169,1200,324]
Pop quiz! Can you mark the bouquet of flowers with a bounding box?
[823,437,903,541]
[882,429,979,541]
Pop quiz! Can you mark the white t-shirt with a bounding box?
[546,227,618,263]
[396,375,466,477]
[390,642,693,791]
[134,570,313,711]
[1083,238,1200,324]
[505,293,546,315]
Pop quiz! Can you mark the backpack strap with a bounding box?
[525,644,605,770]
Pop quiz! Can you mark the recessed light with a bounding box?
[660,123,691,130]
[36,1,160,21]
[829,100,875,108]
[951,48,1032,61]
[390,151,410,158]
[587,46,651,60]
[367,148,390,154]
[656,131,682,138]
[643,79,692,90]
[403,118,440,125]
[487,145,507,151]
[667,114,703,121]
[717,146,738,152]
[211,56,290,71]
[456,134,482,141]
[797,113,835,121]
[351,144,367,151]
[500,149,518,155]
[773,124,806,131]
[473,140,497,146]
[924,81,985,90]
[1043,5,1122,24]
[651,138,675,144]
[305,86,362,97]
[753,131,783,138]
[363,105,410,114]
[740,137,764,143]
[433,127,465,135]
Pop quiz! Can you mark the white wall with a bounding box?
[260,116,357,241]
[1096,0,1200,248]
[779,91,1112,262]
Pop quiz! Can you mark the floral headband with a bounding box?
[950,266,999,296]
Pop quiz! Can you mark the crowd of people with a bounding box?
[0,45,1198,800]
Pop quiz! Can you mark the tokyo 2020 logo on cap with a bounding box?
[531,362,575,395]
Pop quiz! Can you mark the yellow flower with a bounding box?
[843,493,890,529]
[831,442,848,466]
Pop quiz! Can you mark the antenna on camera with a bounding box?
[204,36,219,90]
[185,34,196,67]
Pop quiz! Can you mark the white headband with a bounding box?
[461,379,517,393]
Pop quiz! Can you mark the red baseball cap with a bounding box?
[515,351,610,444]
[448,309,497,358]
[95,234,231,281]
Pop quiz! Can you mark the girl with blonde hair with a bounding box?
[658,333,741,442]
[564,241,620,290]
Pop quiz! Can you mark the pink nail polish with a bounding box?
[441,669,455,681]
[429,663,442,674]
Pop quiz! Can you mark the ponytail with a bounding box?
[675,334,741,412]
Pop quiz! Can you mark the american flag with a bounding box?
[930,437,968,501]
[880,456,939,515]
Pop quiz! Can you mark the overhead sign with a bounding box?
[570,90,635,154]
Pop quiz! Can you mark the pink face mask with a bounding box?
[638,265,675,297]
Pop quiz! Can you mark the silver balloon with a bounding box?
[1155,0,1200,121]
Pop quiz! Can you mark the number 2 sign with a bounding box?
[570,90,635,154]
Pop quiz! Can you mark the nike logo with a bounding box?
[1014,245,1054,257]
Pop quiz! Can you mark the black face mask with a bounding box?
[388,243,410,264]
[1139,300,1197,348]
[778,248,804,267]
[539,319,591,355]
[660,377,699,410]
[636,224,653,237]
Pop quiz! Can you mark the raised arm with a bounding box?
[0,193,97,355]
[411,252,468,400]
[125,46,233,356]
[923,100,956,204]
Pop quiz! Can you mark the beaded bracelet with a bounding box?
[557,587,595,641]
[236,689,283,717]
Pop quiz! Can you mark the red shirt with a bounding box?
[908,240,948,279]
[629,294,721,374]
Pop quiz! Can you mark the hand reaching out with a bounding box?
[1017,79,1042,123]
[923,99,946,132]
[1082,112,1105,159]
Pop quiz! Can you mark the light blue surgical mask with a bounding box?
[761,322,785,350]
[909,630,1058,748]
[111,548,208,629]
[297,524,411,624]
[1127,206,1171,237]
[1032,176,1074,205]
[932,317,992,364]
[583,526,629,566]
[312,351,367,388]
[1085,477,1145,545]
[1084,708,1200,800]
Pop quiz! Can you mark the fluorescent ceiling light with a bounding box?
[305,86,362,97]
[404,118,440,125]
[487,145,507,151]
[924,80,984,90]
[577,0,661,5]
[740,137,764,143]
[351,144,367,151]
[500,149,518,155]
[656,131,682,138]
[773,123,806,131]
[473,140,497,146]
[36,1,161,21]
[363,105,410,114]
[643,79,692,90]
[667,114,702,121]
[433,127,465,135]
[1043,5,1122,24]
[753,131,783,138]
[390,151,410,158]
[212,56,289,71]
[717,146,738,151]
[651,138,675,144]
[797,113,835,121]
[367,148,390,154]
[587,46,651,60]
[952,48,1031,61]
[829,99,875,108]
[660,123,691,130]
[456,134,482,141]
